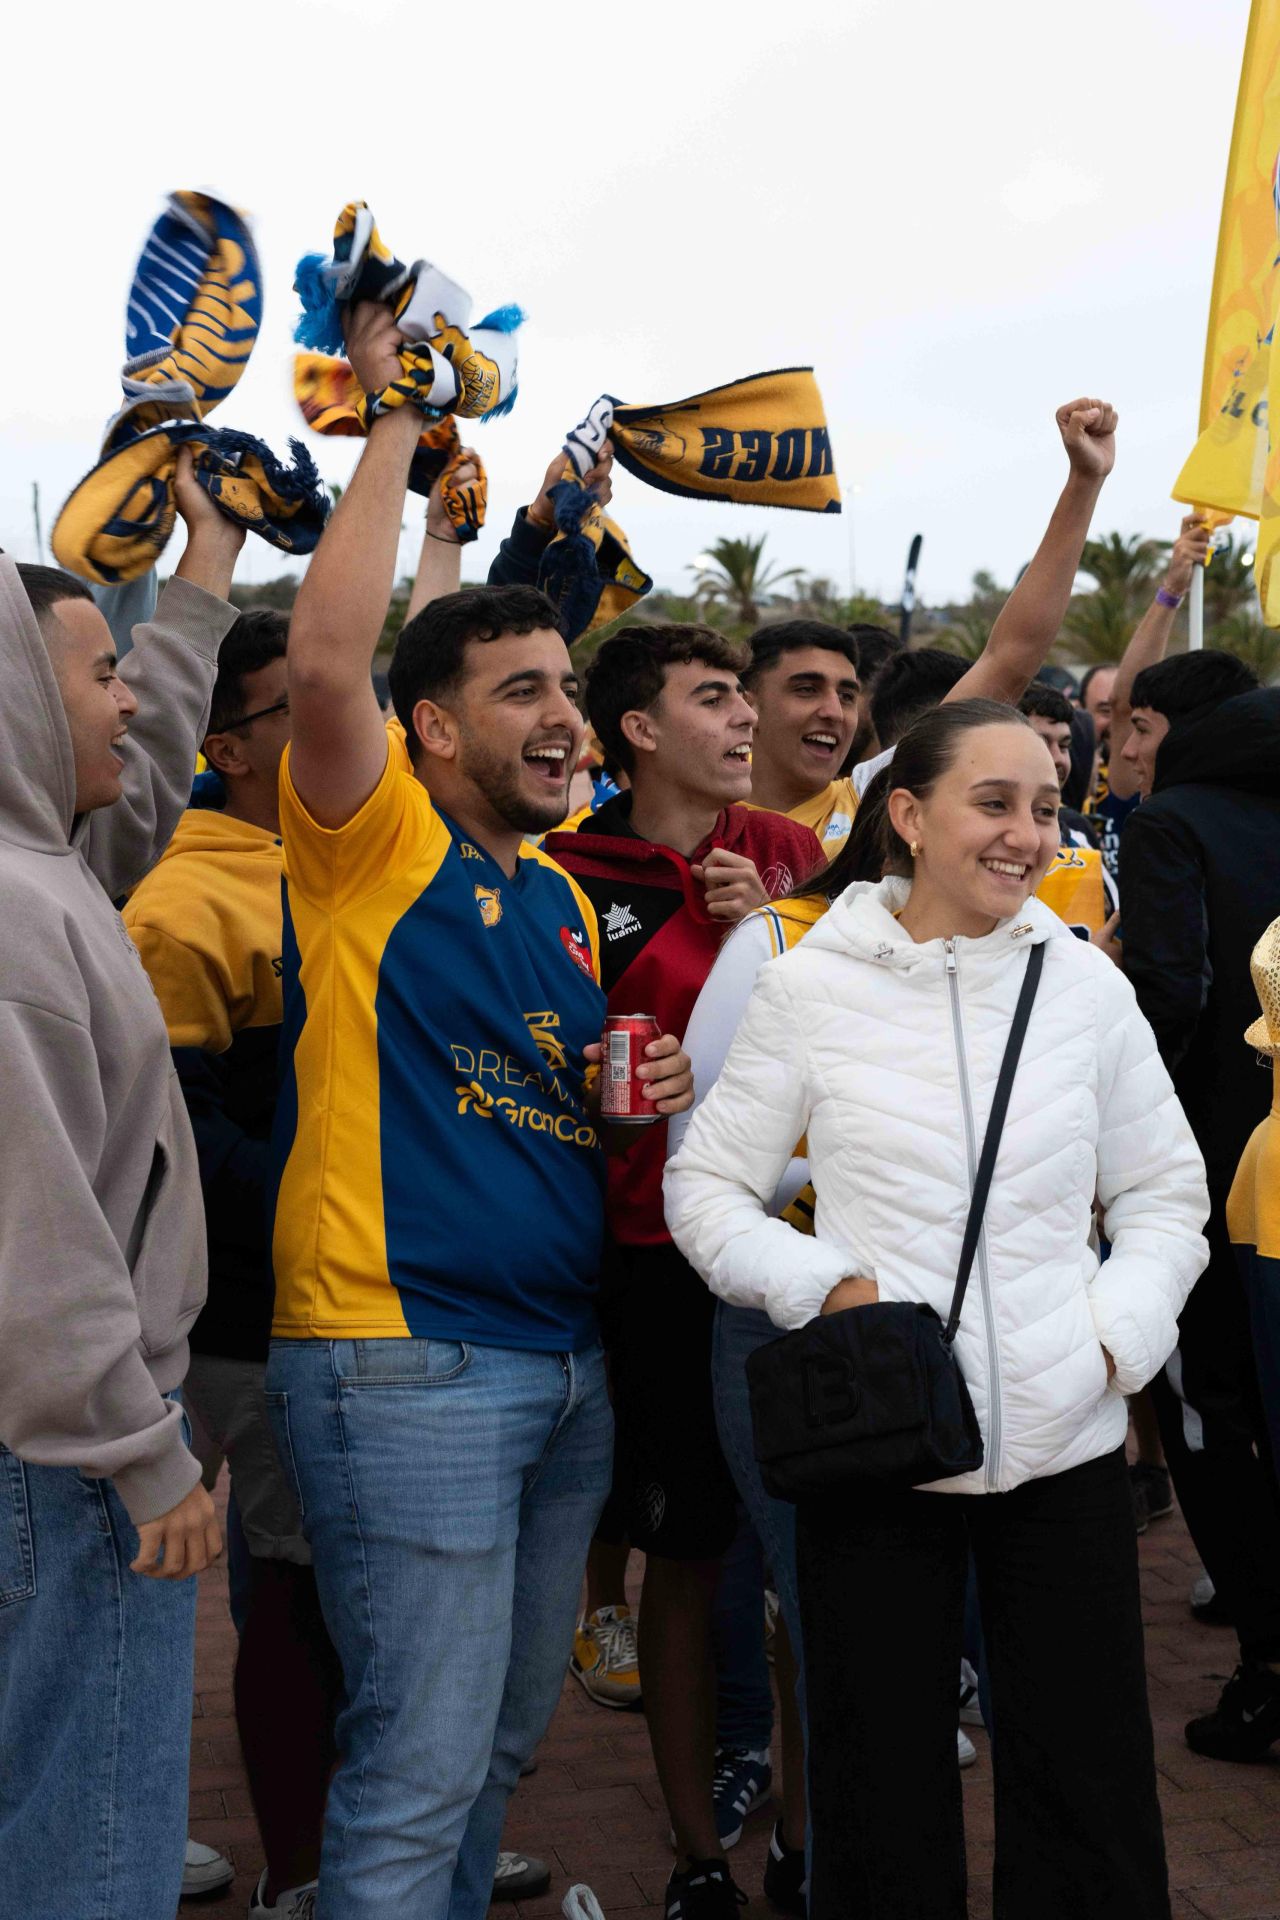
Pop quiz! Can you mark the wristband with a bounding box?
[1155,586,1184,610]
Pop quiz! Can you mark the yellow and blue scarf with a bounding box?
[537,400,651,638]
[293,201,523,425]
[53,192,329,584]
[293,352,487,538]
[601,371,840,514]
[536,371,839,636]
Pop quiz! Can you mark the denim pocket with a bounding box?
[0,1447,35,1607]
[262,1393,306,1524]
[338,1339,473,1387]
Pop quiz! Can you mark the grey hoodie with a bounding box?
[0,553,236,1523]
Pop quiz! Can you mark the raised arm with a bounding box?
[404,450,479,621]
[1106,514,1211,799]
[288,303,419,827]
[81,452,241,896]
[951,398,1117,705]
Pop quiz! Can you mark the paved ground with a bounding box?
[187,1486,1280,1919]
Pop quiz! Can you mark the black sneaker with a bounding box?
[763,1821,807,1918]
[666,1857,747,1919]
[1186,1664,1280,1761]
[1130,1462,1174,1524]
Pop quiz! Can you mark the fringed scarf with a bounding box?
[293,201,523,426]
[53,192,329,584]
[293,352,487,536]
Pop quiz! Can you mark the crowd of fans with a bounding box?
[3,319,1280,1920]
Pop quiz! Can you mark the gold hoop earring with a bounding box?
[909,839,921,859]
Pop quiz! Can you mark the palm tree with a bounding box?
[933,571,1004,662]
[1202,532,1258,628]
[932,606,989,661]
[1211,608,1280,683]
[690,536,803,627]
[1060,584,1136,664]
[1078,532,1165,602]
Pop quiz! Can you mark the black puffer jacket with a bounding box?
[1119,687,1280,1190]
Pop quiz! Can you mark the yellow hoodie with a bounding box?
[124,809,283,1052]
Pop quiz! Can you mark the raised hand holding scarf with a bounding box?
[53,192,329,585]
[293,201,523,425]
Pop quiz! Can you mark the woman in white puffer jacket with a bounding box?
[665,699,1208,1920]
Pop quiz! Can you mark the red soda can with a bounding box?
[601,1012,663,1124]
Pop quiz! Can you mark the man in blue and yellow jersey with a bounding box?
[741,619,863,850]
[265,298,692,1920]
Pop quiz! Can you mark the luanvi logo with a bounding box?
[604,901,643,943]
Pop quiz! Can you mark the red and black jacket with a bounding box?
[544,795,825,1244]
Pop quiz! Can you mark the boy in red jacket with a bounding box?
[545,624,823,1918]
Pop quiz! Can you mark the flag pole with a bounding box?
[1189,562,1205,650]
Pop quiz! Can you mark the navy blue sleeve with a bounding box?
[172,1045,270,1239]
[487,507,554,589]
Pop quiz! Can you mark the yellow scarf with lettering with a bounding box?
[603,370,840,513]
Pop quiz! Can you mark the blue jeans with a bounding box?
[713,1506,774,1752]
[0,1441,197,1920]
[267,1337,611,1920]
[713,1305,809,1879]
[711,1304,803,1688]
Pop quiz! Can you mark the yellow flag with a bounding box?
[1173,1,1280,616]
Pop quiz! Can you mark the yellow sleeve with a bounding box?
[385,716,413,772]
[279,735,445,914]
[126,919,232,1052]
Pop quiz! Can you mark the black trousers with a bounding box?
[1150,1200,1280,1662]
[796,1448,1169,1920]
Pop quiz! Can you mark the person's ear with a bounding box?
[413,698,458,764]
[887,787,923,848]
[203,730,250,780]
[620,707,659,758]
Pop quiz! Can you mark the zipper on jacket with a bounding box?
[943,938,1002,1490]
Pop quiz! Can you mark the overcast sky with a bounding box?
[2,0,1249,607]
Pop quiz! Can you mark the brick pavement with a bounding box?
[187,1490,1280,1919]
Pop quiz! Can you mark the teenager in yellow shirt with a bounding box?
[742,622,862,848]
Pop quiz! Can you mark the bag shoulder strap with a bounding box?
[942,940,1045,1346]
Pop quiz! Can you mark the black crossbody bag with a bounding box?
[747,941,1044,1500]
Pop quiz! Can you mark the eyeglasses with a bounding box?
[225,696,290,730]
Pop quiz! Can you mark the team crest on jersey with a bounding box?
[758,864,795,896]
[525,1009,569,1071]
[474,883,503,927]
[560,925,594,978]
[604,901,643,942]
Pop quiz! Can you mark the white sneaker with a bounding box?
[958,1728,977,1769]
[248,1869,318,1916]
[491,1850,551,1901]
[182,1839,234,1898]
[959,1657,984,1727]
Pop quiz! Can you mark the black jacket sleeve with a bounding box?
[172,1045,270,1256]
[1117,803,1209,1074]
[487,507,554,589]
